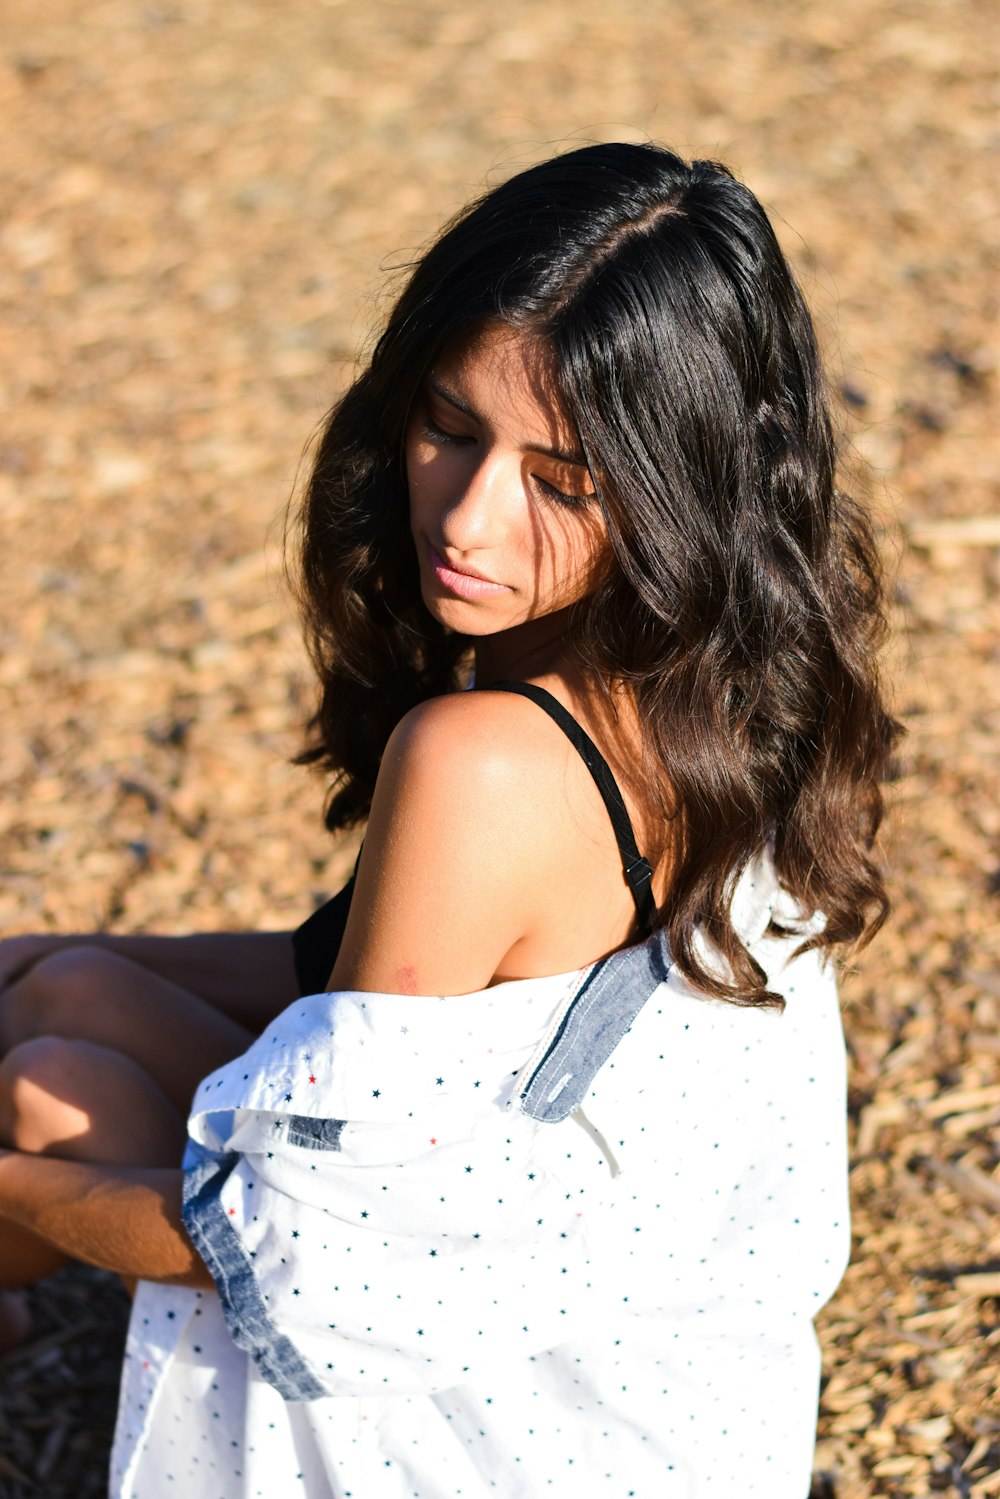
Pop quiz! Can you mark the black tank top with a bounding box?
[291,681,656,995]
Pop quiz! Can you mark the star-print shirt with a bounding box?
[110,856,849,1498]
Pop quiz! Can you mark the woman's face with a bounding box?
[405,323,609,640]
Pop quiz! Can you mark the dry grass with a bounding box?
[0,0,997,1492]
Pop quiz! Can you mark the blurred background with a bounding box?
[0,0,996,1493]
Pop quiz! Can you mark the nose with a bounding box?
[437,448,514,552]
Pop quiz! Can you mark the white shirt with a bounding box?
[110,857,849,1497]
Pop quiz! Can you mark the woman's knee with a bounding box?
[0,945,119,1051]
[0,1034,185,1165]
[0,1035,92,1154]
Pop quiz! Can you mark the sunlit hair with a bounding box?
[294,142,900,1006]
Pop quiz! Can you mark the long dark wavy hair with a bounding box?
[294,142,900,1006]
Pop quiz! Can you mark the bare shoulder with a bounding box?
[382,688,568,798]
[327,691,578,996]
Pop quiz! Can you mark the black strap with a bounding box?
[486,680,658,937]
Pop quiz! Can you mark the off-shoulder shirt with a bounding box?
[109,854,848,1498]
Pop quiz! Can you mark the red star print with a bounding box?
[308,1075,316,1084]
[429,1138,437,1145]
[229,1207,237,1216]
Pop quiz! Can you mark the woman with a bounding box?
[0,143,897,1495]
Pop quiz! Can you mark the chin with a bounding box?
[419,586,513,638]
[426,602,507,637]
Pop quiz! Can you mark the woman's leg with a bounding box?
[0,1228,67,1290]
[0,1035,187,1298]
[0,1289,32,1352]
[0,947,256,1116]
[0,1034,187,1163]
[0,931,299,1034]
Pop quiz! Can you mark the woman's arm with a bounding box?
[329,692,542,996]
[328,687,638,996]
[0,1149,212,1289]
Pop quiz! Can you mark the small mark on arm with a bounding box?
[396,963,419,995]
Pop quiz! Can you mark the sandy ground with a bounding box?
[0,0,997,1493]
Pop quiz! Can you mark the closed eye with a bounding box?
[422,419,473,447]
[534,474,589,507]
[419,408,590,504]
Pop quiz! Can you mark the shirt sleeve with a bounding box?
[181,983,596,1401]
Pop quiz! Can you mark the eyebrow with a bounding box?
[425,374,589,469]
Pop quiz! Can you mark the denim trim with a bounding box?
[182,1150,328,1402]
[519,937,670,1123]
[286,1116,346,1151]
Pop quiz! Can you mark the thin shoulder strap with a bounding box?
[487,679,658,937]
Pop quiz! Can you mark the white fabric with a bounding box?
[110,863,848,1498]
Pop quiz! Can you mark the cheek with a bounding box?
[404,443,434,528]
[531,508,609,588]
[405,439,461,523]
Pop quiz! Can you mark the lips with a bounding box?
[426,543,511,599]
[430,546,497,584]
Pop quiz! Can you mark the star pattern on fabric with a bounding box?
[124,924,843,1497]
